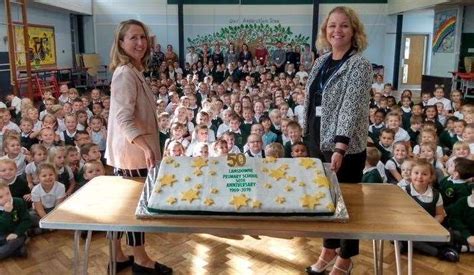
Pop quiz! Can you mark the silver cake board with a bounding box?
[135,162,349,222]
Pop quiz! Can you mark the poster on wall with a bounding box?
[432,9,456,53]
[14,24,56,68]
[188,23,310,52]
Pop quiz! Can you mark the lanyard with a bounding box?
[318,48,353,93]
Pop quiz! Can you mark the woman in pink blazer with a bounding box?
[106,19,172,274]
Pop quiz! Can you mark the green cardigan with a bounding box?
[0,198,32,236]
[447,195,474,240]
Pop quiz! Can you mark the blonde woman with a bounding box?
[106,19,172,274]
[304,6,372,274]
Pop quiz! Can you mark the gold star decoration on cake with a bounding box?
[159,174,177,187]
[209,170,217,176]
[300,192,326,209]
[298,182,306,187]
[299,158,315,169]
[313,175,331,188]
[263,157,277,163]
[285,185,293,192]
[181,189,200,203]
[210,159,219,165]
[163,157,174,164]
[264,183,272,189]
[261,167,269,173]
[211,188,219,194]
[275,196,286,204]
[286,175,297,183]
[229,194,249,210]
[154,186,162,193]
[193,168,203,176]
[204,198,214,206]
[173,162,180,168]
[326,202,335,212]
[194,184,203,190]
[166,196,177,205]
[252,200,262,209]
[269,169,286,181]
[184,176,191,182]
[192,157,208,169]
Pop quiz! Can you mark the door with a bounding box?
[399,34,428,90]
[0,52,11,98]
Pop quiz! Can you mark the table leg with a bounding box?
[373,240,379,275]
[82,231,92,274]
[73,230,80,275]
[394,241,402,275]
[378,240,384,274]
[108,231,117,275]
[408,241,413,275]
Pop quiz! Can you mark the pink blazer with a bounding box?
[105,63,161,170]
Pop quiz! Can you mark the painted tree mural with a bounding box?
[187,23,310,52]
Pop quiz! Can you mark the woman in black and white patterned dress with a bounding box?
[304,6,372,275]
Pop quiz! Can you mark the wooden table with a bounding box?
[40,176,449,275]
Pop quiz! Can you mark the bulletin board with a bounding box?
[14,24,57,68]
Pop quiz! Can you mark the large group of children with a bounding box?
[1,42,473,264]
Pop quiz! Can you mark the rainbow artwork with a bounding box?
[433,10,457,53]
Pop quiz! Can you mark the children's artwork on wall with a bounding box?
[187,23,310,53]
[432,9,456,53]
[14,24,57,68]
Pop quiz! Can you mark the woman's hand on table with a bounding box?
[330,152,343,173]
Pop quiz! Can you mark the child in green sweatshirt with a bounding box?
[0,182,32,259]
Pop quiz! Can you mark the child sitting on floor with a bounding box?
[447,183,474,253]
[30,163,65,234]
[362,147,383,184]
[0,181,31,259]
[402,159,459,262]
[439,158,474,208]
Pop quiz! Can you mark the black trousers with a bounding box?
[321,150,366,259]
[111,167,149,247]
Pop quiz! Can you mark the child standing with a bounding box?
[0,182,31,259]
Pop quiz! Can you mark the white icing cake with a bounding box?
[147,156,335,215]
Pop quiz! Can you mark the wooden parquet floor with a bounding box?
[0,230,473,274]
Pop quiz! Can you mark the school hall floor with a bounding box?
[1,231,473,274]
